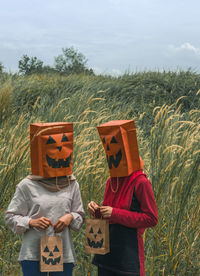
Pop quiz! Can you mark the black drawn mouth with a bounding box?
[87,238,104,248]
[106,149,122,169]
[46,153,71,168]
[42,256,61,265]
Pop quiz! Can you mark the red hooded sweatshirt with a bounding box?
[93,170,158,276]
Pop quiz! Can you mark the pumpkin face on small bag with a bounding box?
[40,236,63,272]
[42,244,61,265]
[97,120,142,177]
[30,122,73,178]
[87,225,104,249]
[85,219,110,255]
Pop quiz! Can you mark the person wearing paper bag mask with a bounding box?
[5,122,85,276]
[87,120,158,276]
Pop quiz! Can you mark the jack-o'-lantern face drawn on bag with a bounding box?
[40,235,63,272]
[97,120,143,177]
[30,122,73,178]
[85,219,110,255]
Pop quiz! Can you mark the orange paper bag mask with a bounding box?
[97,120,142,177]
[30,122,73,178]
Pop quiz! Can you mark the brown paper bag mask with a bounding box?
[97,120,142,177]
[30,122,73,178]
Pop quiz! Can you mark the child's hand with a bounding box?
[100,206,113,218]
[53,214,73,233]
[29,217,52,230]
[87,201,100,216]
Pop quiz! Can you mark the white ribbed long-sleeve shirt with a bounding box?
[5,177,85,263]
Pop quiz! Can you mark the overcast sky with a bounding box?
[0,0,200,74]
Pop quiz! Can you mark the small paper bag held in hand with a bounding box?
[40,235,63,272]
[85,218,110,255]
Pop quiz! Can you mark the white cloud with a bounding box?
[168,42,200,57]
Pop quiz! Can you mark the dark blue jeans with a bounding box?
[21,261,74,276]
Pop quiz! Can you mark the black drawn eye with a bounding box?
[98,228,102,234]
[53,245,59,252]
[44,246,50,252]
[46,136,56,144]
[102,137,106,144]
[61,133,69,142]
[89,227,94,233]
[110,136,117,143]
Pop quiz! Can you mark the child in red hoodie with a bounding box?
[87,120,158,276]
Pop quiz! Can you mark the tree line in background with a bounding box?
[0,46,94,75]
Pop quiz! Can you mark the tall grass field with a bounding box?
[0,71,199,275]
